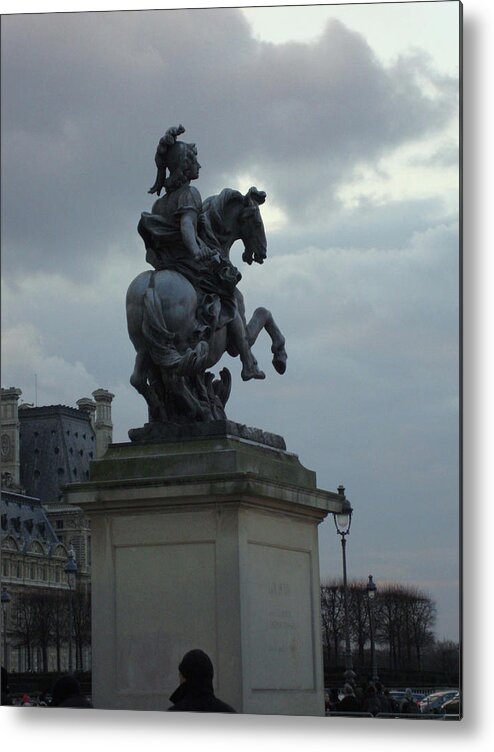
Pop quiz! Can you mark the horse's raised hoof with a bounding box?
[241,366,266,381]
[272,349,287,375]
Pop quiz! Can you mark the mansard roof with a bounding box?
[1,489,61,554]
[19,405,96,504]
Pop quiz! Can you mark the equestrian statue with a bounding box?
[126,125,287,436]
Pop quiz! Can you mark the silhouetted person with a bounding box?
[168,649,236,713]
[361,683,382,716]
[399,688,419,714]
[382,687,398,713]
[336,683,360,713]
[50,676,92,708]
[374,681,389,713]
[327,687,339,711]
[1,667,12,706]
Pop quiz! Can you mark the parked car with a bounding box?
[419,690,459,714]
[440,692,461,717]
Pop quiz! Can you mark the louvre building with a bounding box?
[1,386,113,673]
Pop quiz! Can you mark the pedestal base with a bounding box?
[67,432,343,716]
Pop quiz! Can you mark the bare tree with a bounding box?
[72,586,91,671]
[321,579,437,675]
[30,589,55,672]
[50,590,68,672]
[348,581,370,669]
[13,592,37,671]
[321,581,344,668]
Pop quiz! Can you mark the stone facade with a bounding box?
[1,489,72,672]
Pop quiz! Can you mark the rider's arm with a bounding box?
[180,210,202,258]
[180,210,214,260]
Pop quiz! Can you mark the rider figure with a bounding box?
[138,125,265,381]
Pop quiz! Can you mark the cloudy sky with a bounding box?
[1,2,460,642]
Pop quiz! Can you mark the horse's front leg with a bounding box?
[245,304,287,375]
[224,292,265,380]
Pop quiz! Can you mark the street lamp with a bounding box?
[333,485,356,685]
[64,547,77,674]
[1,587,11,671]
[366,574,379,683]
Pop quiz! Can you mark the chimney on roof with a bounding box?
[92,389,115,458]
[77,397,97,429]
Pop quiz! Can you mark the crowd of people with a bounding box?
[326,682,420,716]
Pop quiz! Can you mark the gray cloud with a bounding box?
[2,9,457,280]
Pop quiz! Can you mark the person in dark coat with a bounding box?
[1,667,12,706]
[50,676,92,708]
[361,683,382,716]
[168,649,236,713]
[381,688,398,713]
[335,683,360,713]
[399,688,419,715]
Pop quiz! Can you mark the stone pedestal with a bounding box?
[66,427,343,715]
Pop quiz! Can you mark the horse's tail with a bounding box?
[141,277,209,376]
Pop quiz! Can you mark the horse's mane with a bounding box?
[201,188,244,247]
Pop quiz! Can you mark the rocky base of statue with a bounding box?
[128,418,286,451]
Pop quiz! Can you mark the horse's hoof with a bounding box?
[272,350,287,374]
[241,367,266,381]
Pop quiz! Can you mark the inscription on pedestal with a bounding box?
[247,543,315,691]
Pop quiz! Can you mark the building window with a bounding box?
[2,559,8,577]
[16,562,22,578]
[56,520,64,530]
[30,563,35,579]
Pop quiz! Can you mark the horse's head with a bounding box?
[238,187,267,265]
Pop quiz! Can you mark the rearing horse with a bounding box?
[126,187,287,425]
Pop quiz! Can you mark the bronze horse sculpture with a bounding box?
[126,186,287,427]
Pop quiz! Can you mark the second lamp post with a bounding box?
[366,574,379,683]
[64,547,78,674]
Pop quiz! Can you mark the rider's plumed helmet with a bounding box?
[148,125,199,196]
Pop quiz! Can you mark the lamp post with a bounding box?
[333,485,356,685]
[366,574,379,683]
[1,587,11,671]
[64,547,77,674]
